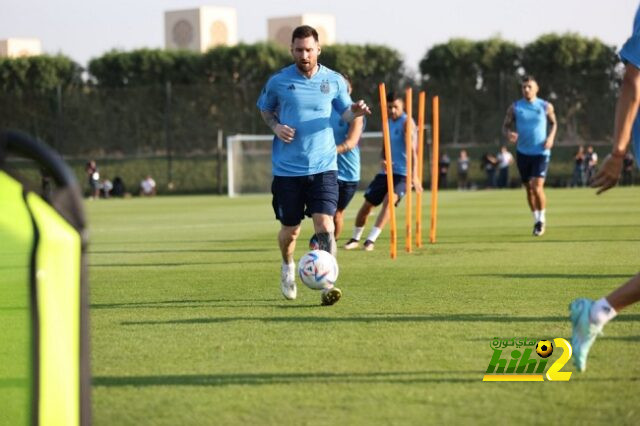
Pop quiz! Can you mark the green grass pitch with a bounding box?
[88,187,640,425]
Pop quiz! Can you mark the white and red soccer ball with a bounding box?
[298,250,339,290]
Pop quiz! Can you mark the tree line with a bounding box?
[0,34,622,157]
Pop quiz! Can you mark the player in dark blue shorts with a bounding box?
[309,74,364,249]
[569,3,640,372]
[344,91,422,251]
[257,25,370,304]
[502,75,557,236]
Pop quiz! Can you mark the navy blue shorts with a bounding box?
[516,152,550,183]
[271,171,338,226]
[364,173,406,207]
[337,180,359,211]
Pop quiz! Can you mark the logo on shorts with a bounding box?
[320,79,330,94]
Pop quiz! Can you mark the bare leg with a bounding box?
[354,201,375,228]
[334,209,345,240]
[523,181,535,212]
[530,177,546,211]
[606,273,640,312]
[313,213,336,257]
[278,225,300,264]
[373,193,399,229]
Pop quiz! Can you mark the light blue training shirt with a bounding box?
[331,109,364,182]
[383,113,412,177]
[513,98,550,157]
[621,3,640,166]
[257,64,353,177]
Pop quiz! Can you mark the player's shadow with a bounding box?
[120,314,640,326]
[471,273,632,280]
[92,298,281,310]
[92,370,480,388]
[89,248,271,254]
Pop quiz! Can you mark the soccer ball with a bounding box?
[535,340,553,358]
[298,250,339,290]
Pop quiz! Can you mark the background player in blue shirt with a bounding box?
[309,74,365,249]
[257,25,370,305]
[344,91,422,251]
[502,75,558,236]
[570,3,640,372]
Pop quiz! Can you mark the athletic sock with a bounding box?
[533,210,540,222]
[539,209,546,223]
[367,227,382,242]
[352,226,364,241]
[589,297,617,327]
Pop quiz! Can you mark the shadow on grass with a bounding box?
[89,248,271,254]
[92,370,480,388]
[120,313,640,326]
[92,298,280,309]
[471,273,631,280]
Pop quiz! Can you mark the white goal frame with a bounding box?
[226,132,383,197]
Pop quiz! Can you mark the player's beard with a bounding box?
[296,59,316,75]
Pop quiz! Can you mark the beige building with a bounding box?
[165,6,237,52]
[0,38,42,58]
[268,14,336,47]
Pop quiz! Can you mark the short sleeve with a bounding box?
[621,34,640,69]
[256,76,278,112]
[331,75,352,116]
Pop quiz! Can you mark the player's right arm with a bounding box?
[257,74,296,143]
[260,111,296,143]
[592,62,640,193]
[502,105,518,143]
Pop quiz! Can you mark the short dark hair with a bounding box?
[521,75,537,84]
[386,91,402,103]
[291,25,319,43]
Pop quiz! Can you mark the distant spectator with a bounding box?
[457,149,470,190]
[571,145,586,187]
[496,145,514,188]
[584,145,598,185]
[139,175,157,196]
[438,152,451,189]
[111,176,126,197]
[85,160,100,199]
[100,179,113,198]
[481,152,497,188]
[622,152,635,186]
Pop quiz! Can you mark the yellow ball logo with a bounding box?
[536,340,553,358]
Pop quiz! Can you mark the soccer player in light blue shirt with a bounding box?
[570,3,640,373]
[344,91,422,251]
[502,76,558,237]
[256,25,370,305]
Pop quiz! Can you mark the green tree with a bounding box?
[522,33,620,142]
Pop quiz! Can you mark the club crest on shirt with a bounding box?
[320,79,330,94]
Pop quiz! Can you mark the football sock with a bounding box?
[590,297,617,327]
[367,227,382,242]
[352,226,364,241]
[539,209,546,223]
[316,232,337,257]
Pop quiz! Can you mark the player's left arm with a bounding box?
[411,119,423,193]
[337,116,364,154]
[544,103,557,150]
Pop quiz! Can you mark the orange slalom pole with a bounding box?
[378,83,397,259]
[429,96,440,244]
[404,87,413,253]
[416,91,425,248]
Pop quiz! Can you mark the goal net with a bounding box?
[227,131,406,197]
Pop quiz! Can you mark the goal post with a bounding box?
[227,131,384,197]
